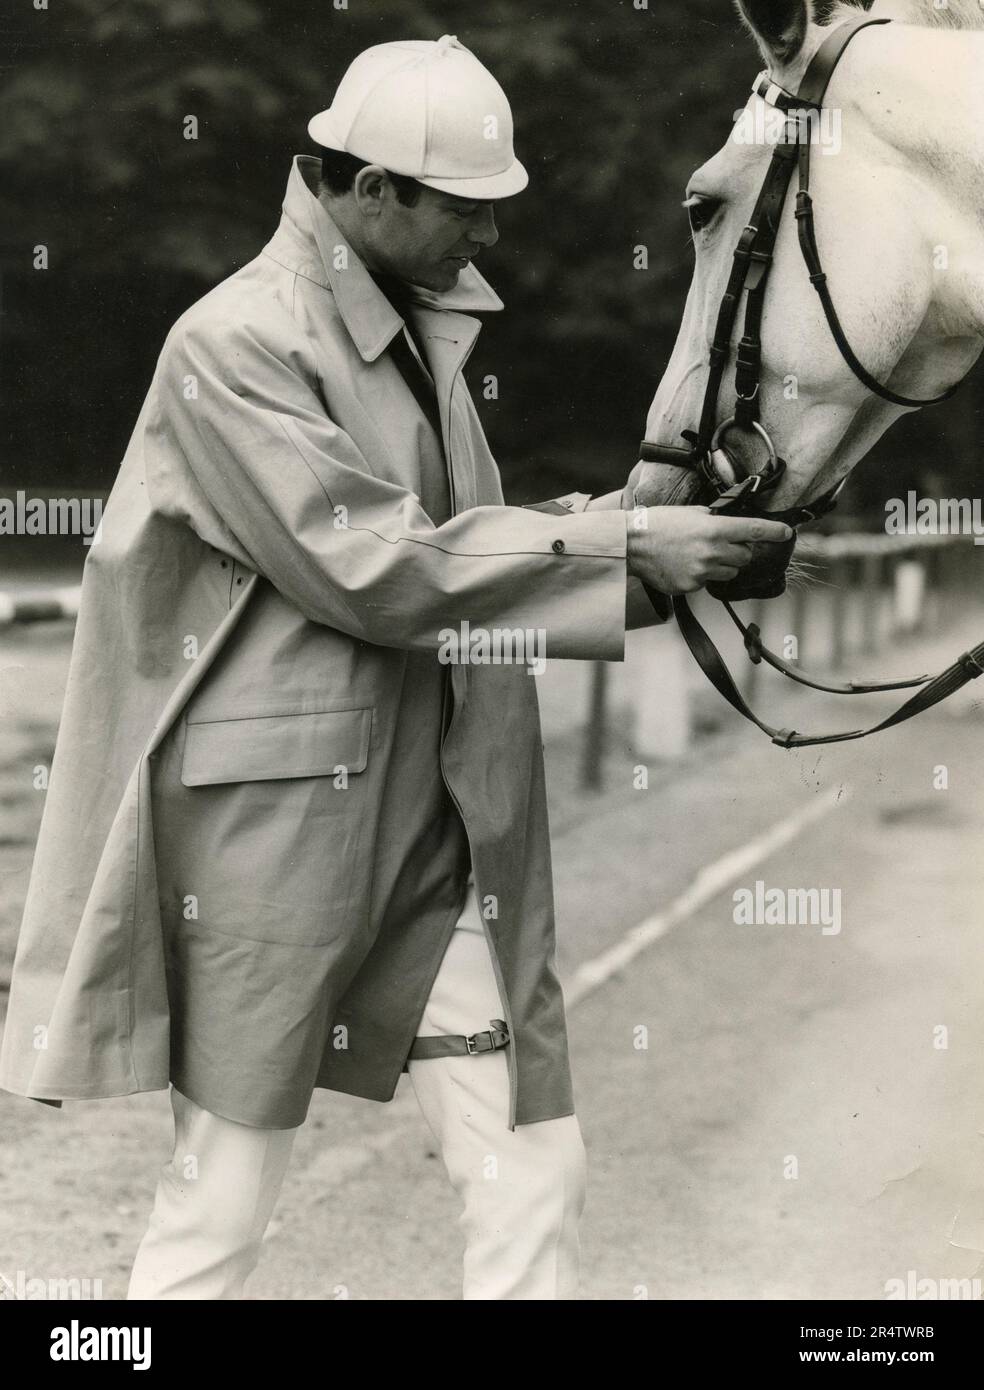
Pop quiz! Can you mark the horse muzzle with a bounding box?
[706,533,798,601]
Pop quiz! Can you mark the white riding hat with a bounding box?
[307,34,528,201]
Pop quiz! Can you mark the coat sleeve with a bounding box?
[147,316,629,660]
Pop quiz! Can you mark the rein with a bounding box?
[636,16,978,749]
[671,592,984,749]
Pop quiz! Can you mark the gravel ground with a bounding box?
[3,605,984,1300]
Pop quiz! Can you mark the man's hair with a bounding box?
[317,148,424,207]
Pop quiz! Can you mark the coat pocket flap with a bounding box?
[180,708,371,786]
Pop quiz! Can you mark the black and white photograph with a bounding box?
[2,0,984,1345]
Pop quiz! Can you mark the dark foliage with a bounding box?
[1,0,980,518]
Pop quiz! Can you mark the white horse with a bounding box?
[633,0,984,593]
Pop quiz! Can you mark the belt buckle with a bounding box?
[465,1030,486,1056]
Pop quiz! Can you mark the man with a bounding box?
[0,35,789,1299]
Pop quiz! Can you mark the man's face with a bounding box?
[369,182,499,292]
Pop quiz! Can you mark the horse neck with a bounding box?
[780,20,984,339]
[853,25,984,337]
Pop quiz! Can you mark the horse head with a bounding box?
[632,0,984,601]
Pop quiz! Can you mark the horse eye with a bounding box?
[686,196,722,234]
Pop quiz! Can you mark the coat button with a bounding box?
[551,539,566,554]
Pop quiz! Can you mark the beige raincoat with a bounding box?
[0,156,630,1129]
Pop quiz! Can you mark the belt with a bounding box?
[404,1019,510,1064]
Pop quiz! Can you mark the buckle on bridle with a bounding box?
[710,416,778,470]
[707,416,785,502]
[708,475,764,515]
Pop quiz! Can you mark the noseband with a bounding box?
[636,16,982,748]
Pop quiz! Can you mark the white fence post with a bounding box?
[894,558,926,634]
[629,624,691,760]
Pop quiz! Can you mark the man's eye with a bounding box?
[685,196,723,234]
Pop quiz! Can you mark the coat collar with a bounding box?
[262,155,504,363]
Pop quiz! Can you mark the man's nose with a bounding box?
[468,205,498,249]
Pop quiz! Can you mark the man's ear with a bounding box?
[734,0,811,67]
[351,164,390,216]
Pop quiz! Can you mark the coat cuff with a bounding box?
[516,507,628,663]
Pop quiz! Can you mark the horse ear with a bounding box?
[734,0,811,66]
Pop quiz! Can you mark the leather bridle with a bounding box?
[636,15,983,749]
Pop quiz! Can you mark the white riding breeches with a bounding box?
[126,885,586,1300]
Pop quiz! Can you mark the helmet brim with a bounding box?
[416,160,529,201]
[308,112,529,200]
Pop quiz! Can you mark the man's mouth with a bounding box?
[446,256,472,268]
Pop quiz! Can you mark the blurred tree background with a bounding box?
[1,0,981,518]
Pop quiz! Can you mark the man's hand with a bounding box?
[626,506,794,595]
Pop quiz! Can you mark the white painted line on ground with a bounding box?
[564,785,848,1008]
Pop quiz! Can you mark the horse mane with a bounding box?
[817,0,984,28]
